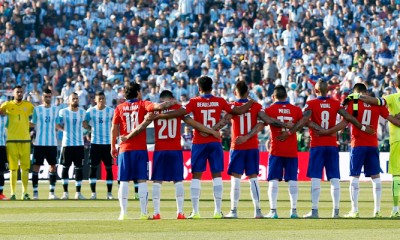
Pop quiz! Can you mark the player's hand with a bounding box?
[394,113,400,120]
[284,121,294,129]
[200,132,209,137]
[276,131,290,142]
[235,136,248,145]
[364,125,376,135]
[120,135,129,142]
[211,130,221,139]
[315,129,331,136]
[110,147,118,158]
[347,93,360,101]
[145,112,156,121]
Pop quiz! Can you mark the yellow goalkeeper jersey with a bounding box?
[384,92,400,144]
[0,100,34,142]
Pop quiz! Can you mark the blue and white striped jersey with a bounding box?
[0,115,7,146]
[31,105,59,146]
[57,107,86,147]
[85,106,114,145]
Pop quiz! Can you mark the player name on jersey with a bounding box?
[278,109,291,114]
[320,103,331,108]
[197,102,219,107]
[122,105,139,111]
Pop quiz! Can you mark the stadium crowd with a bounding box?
[0,0,399,150]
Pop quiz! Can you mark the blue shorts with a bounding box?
[117,150,148,181]
[151,150,184,182]
[228,149,259,176]
[307,146,340,180]
[350,146,380,177]
[267,155,298,181]
[191,142,223,173]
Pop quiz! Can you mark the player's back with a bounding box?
[113,99,152,152]
[305,97,342,147]
[347,100,388,147]
[184,95,231,144]
[33,105,58,146]
[266,101,302,157]
[153,104,182,151]
[230,100,262,150]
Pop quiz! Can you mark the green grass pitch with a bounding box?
[1,181,399,240]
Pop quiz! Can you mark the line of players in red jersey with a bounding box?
[111,76,400,220]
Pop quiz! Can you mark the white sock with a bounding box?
[138,182,148,215]
[330,178,340,210]
[175,182,184,214]
[311,178,321,209]
[152,183,161,215]
[249,178,260,211]
[372,178,381,213]
[190,179,201,214]
[349,177,359,212]
[288,180,298,210]
[268,180,279,210]
[118,181,129,215]
[231,177,240,209]
[213,177,223,214]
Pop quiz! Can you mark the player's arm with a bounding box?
[387,115,400,127]
[151,99,178,111]
[230,99,254,115]
[82,120,90,130]
[110,122,119,158]
[310,120,348,136]
[346,93,385,106]
[235,122,264,145]
[276,110,312,141]
[338,108,375,134]
[155,107,188,119]
[212,113,232,131]
[258,111,293,128]
[183,116,220,139]
[120,113,156,142]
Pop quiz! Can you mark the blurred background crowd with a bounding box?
[0,0,398,151]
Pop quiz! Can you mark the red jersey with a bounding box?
[153,104,183,151]
[184,95,233,144]
[113,99,154,153]
[346,100,389,147]
[304,97,343,147]
[265,101,303,157]
[230,100,262,150]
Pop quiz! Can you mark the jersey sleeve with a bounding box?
[57,109,64,124]
[112,107,121,125]
[85,108,92,122]
[144,100,155,112]
[303,101,312,112]
[0,102,7,113]
[31,108,38,124]
[183,99,194,114]
[379,105,390,119]
[346,101,353,115]
[28,102,34,116]
[383,94,393,108]
[221,99,233,113]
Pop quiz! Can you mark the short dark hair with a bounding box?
[197,75,213,92]
[353,83,367,93]
[43,88,52,94]
[95,91,105,97]
[159,90,174,99]
[235,81,248,97]
[13,85,22,90]
[397,74,400,87]
[273,85,287,100]
[125,82,141,99]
